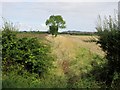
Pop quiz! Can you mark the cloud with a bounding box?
[2,2,118,32]
[17,23,32,31]
[16,23,48,31]
[41,23,48,30]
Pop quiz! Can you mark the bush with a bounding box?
[38,74,68,88]
[72,77,100,88]
[96,15,120,87]
[65,47,105,88]
[2,21,54,76]
[111,72,120,88]
[2,69,68,88]
[2,70,40,88]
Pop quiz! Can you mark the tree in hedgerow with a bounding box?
[45,15,66,37]
[96,15,120,87]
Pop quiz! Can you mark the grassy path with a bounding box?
[46,35,76,61]
[46,35,104,76]
[46,35,104,61]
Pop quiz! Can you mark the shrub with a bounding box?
[72,77,100,88]
[2,69,68,88]
[2,21,54,75]
[2,21,18,73]
[2,70,40,88]
[38,74,68,88]
[96,15,120,87]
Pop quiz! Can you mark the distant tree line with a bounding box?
[18,30,96,36]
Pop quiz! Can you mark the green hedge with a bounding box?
[2,21,54,76]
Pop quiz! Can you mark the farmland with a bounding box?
[2,31,120,88]
[2,2,119,88]
[2,32,106,88]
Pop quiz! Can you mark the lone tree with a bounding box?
[96,15,120,87]
[45,15,66,37]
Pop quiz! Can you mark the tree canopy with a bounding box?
[45,15,66,37]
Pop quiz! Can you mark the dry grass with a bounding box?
[68,35,104,56]
[46,34,104,59]
[45,34,104,76]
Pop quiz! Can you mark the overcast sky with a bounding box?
[1,1,119,32]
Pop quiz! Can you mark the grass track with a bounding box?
[46,34,104,77]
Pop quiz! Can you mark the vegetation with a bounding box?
[45,15,66,37]
[2,21,103,88]
[59,31,96,36]
[96,15,120,87]
[2,21,54,79]
[2,31,103,88]
[2,12,120,88]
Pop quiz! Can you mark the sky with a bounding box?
[1,0,119,2]
[0,0,119,32]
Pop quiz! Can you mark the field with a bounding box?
[17,33,104,55]
[17,33,105,87]
[2,2,120,88]
[2,32,107,88]
[46,34,105,80]
[2,18,119,88]
[46,34,104,57]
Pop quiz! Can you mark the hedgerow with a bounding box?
[2,21,54,76]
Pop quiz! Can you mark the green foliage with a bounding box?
[2,44,105,88]
[2,21,54,75]
[111,73,120,88]
[2,70,40,88]
[49,26,58,37]
[96,15,120,87]
[72,77,100,88]
[2,21,18,72]
[45,15,66,37]
[65,47,105,88]
[46,15,66,28]
[2,68,68,88]
[37,73,68,88]
[0,41,1,63]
